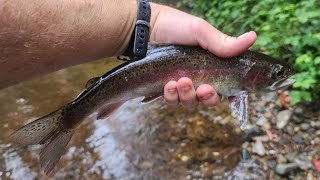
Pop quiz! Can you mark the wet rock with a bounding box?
[292,135,304,144]
[255,104,265,112]
[277,154,287,164]
[275,163,299,175]
[311,137,320,145]
[293,107,303,114]
[242,124,263,140]
[256,116,268,127]
[252,140,265,156]
[294,157,313,170]
[310,121,320,129]
[286,125,294,135]
[276,110,292,129]
[267,160,277,169]
[300,123,311,131]
[242,148,251,160]
[285,152,297,162]
[292,115,303,123]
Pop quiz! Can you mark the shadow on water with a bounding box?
[0,57,262,179]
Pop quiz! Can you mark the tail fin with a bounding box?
[9,107,75,174]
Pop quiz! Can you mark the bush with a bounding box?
[177,0,320,104]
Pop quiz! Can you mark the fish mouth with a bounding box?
[266,78,295,91]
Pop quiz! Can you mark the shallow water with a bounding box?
[0,58,262,179]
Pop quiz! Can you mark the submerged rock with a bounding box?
[275,163,299,175]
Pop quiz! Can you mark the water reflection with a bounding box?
[0,58,257,179]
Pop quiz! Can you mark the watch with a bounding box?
[118,0,151,61]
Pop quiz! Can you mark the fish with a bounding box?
[9,44,295,174]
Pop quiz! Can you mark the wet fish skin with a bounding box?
[9,45,294,174]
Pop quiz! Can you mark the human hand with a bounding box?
[149,3,257,108]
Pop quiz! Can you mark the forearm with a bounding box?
[0,0,137,89]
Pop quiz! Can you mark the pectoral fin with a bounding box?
[228,92,249,127]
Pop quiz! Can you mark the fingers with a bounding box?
[176,77,198,108]
[164,78,221,108]
[163,81,178,105]
[196,84,220,107]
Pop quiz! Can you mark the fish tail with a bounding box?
[9,106,75,174]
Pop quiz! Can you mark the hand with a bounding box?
[149,3,257,108]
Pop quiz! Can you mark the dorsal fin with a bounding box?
[85,77,100,89]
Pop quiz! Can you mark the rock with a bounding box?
[292,115,303,123]
[256,116,268,127]
[294,107,303,114]
[286,125,294,135]
[292,135,304,144]
[285,152,297,162]
[316,130,320,135]
[267,160,277,169]
[255,104,265,112]
[242,148,251,160]
[310,121,320,129]
[300,123,311,131]
[294,158,313,170]
[312,137,320,145]
[242,124,263,140]
[275,163,299,175]
[276,110,292,129]
[277,154,287,164]
[252,140,265,156]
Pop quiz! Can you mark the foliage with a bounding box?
[177,0,320,104]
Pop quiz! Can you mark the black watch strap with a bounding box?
[118,0,151,61]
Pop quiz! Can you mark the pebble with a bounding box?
[300,123,311,131]
[181,155,190,162]
[292,115,303,123]
[275,163,299,175]
[267,160,277,169]
[294,158,313,170]
[286,125,294,135]
[293,107,303,114]
[310,121,320,129]
[285,152,297,162]
[277,154,287,164]
[276,110,292,129]
[292,135,304,144]
[252,140,265,156]
[312,137,320,145]
[316,130,320,135]
[256,116,268,127]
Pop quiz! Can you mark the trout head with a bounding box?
[240,51,295,93]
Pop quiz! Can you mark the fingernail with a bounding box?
[238,31,250,39]
[200,93,213,100]
[181,86,191,93]
[168,88,176,94]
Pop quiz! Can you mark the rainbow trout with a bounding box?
[9,45,294,174]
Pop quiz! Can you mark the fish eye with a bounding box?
[273,66,285,79]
